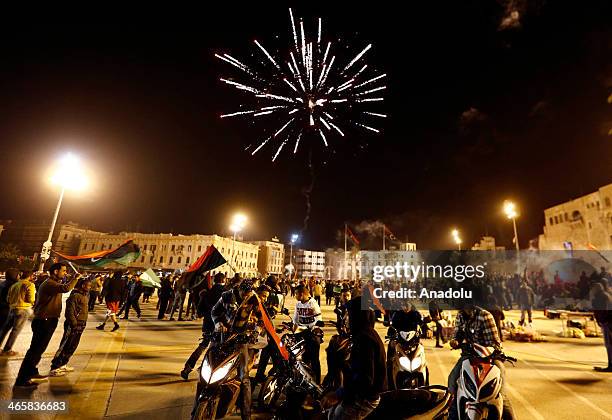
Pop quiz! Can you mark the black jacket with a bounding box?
[103,273,125,302]
[198,283,226,332]
[390,309,422,332]
[159,278,173,299]
[343,297,387,402]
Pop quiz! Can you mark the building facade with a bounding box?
[0,220,100,257]
[538,183,612,250]
[325,248,422,281]
[78,232,259,276]
[285,249,326,279]
[471,236,505,251]
[250,238,285,276]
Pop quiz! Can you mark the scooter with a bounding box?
[365,386,452,420]
[191,329,258,420]
[258,318,324,417]
[455,343,517,420]
[387,326,429,389]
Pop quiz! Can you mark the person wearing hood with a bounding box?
[49,277,92,376]
[325,296,387,419]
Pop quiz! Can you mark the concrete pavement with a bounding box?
[0,295,611,420]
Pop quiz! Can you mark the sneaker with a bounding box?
[96,324,105,330]
[59,366,75,372]
[180,368,191,381]
[49,368,66,377]
[111,323,120,332]
[594,366,612,372]
[1,350,19,356]
[30,374,49,383]
[14,380,38,388]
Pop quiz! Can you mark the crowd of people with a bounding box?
[0,263,610,419]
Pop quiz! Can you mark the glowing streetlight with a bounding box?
[451,228,462,251]
[229,213,247,275]
[39,153,88,271]
[503,200,520,252]
[288,233,299,275]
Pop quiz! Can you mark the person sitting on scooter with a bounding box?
[210,279,263,420]
[448,302,514,420]
[386,300,423,389]
[323,296,387,420]
[293,284,323,384]
[180,272,226,380]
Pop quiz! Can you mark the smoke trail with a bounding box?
[301,149,315,233]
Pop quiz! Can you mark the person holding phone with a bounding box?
[14,263,80,388]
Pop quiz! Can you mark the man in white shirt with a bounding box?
[293,285,323,383]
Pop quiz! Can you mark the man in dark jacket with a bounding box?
[14,263,80,387]
[119,276,144,320]
[429,300,444,348]
[49,277,91,376]
[181,273,226,380]
[96,271,125,332]
[326,296,386,419]
[517,280,535,326]
[158,275,173,320]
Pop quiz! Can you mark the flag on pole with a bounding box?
[54,239,141,268]
[184,245,227,288]
[587,243,610,263]
[346,226,360,246]
[139,268,161,288]
[384,224,397,241]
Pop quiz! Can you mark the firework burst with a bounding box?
[217,8,387,161]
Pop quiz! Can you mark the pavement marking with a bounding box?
[521,358,612,420]
[505,383,545,420]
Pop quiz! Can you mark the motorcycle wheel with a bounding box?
[259,376,282,410]
[193,397,219,420]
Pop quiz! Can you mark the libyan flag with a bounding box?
[184,245,227,289]
[140,268,161,288]
[55,239,141,269]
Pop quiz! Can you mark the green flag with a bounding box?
[140,268,161,288]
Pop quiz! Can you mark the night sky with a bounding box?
[0,2,611,250]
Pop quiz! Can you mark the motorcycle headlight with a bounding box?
[201,355,238,384]
[399,356,411,371]
[411,356,422,370]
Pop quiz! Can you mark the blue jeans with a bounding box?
[0,308,32,351]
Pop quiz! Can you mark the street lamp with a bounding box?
[503,200,520,252]
[39,153,88,271]
[289,233,299,275]
[229,213,247,275]
[451,228,462,251]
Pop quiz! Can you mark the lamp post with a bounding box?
[229,213,247,275]
[38,153,87,272]
[503,200,521,272]
[451,229,462,251]
[289,233,299,278]
[503,201,520,252]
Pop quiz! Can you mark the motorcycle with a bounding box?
[386,326,429,389]
[258,318,324,418]
[455,343,517,420]
[191,329,259,420]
